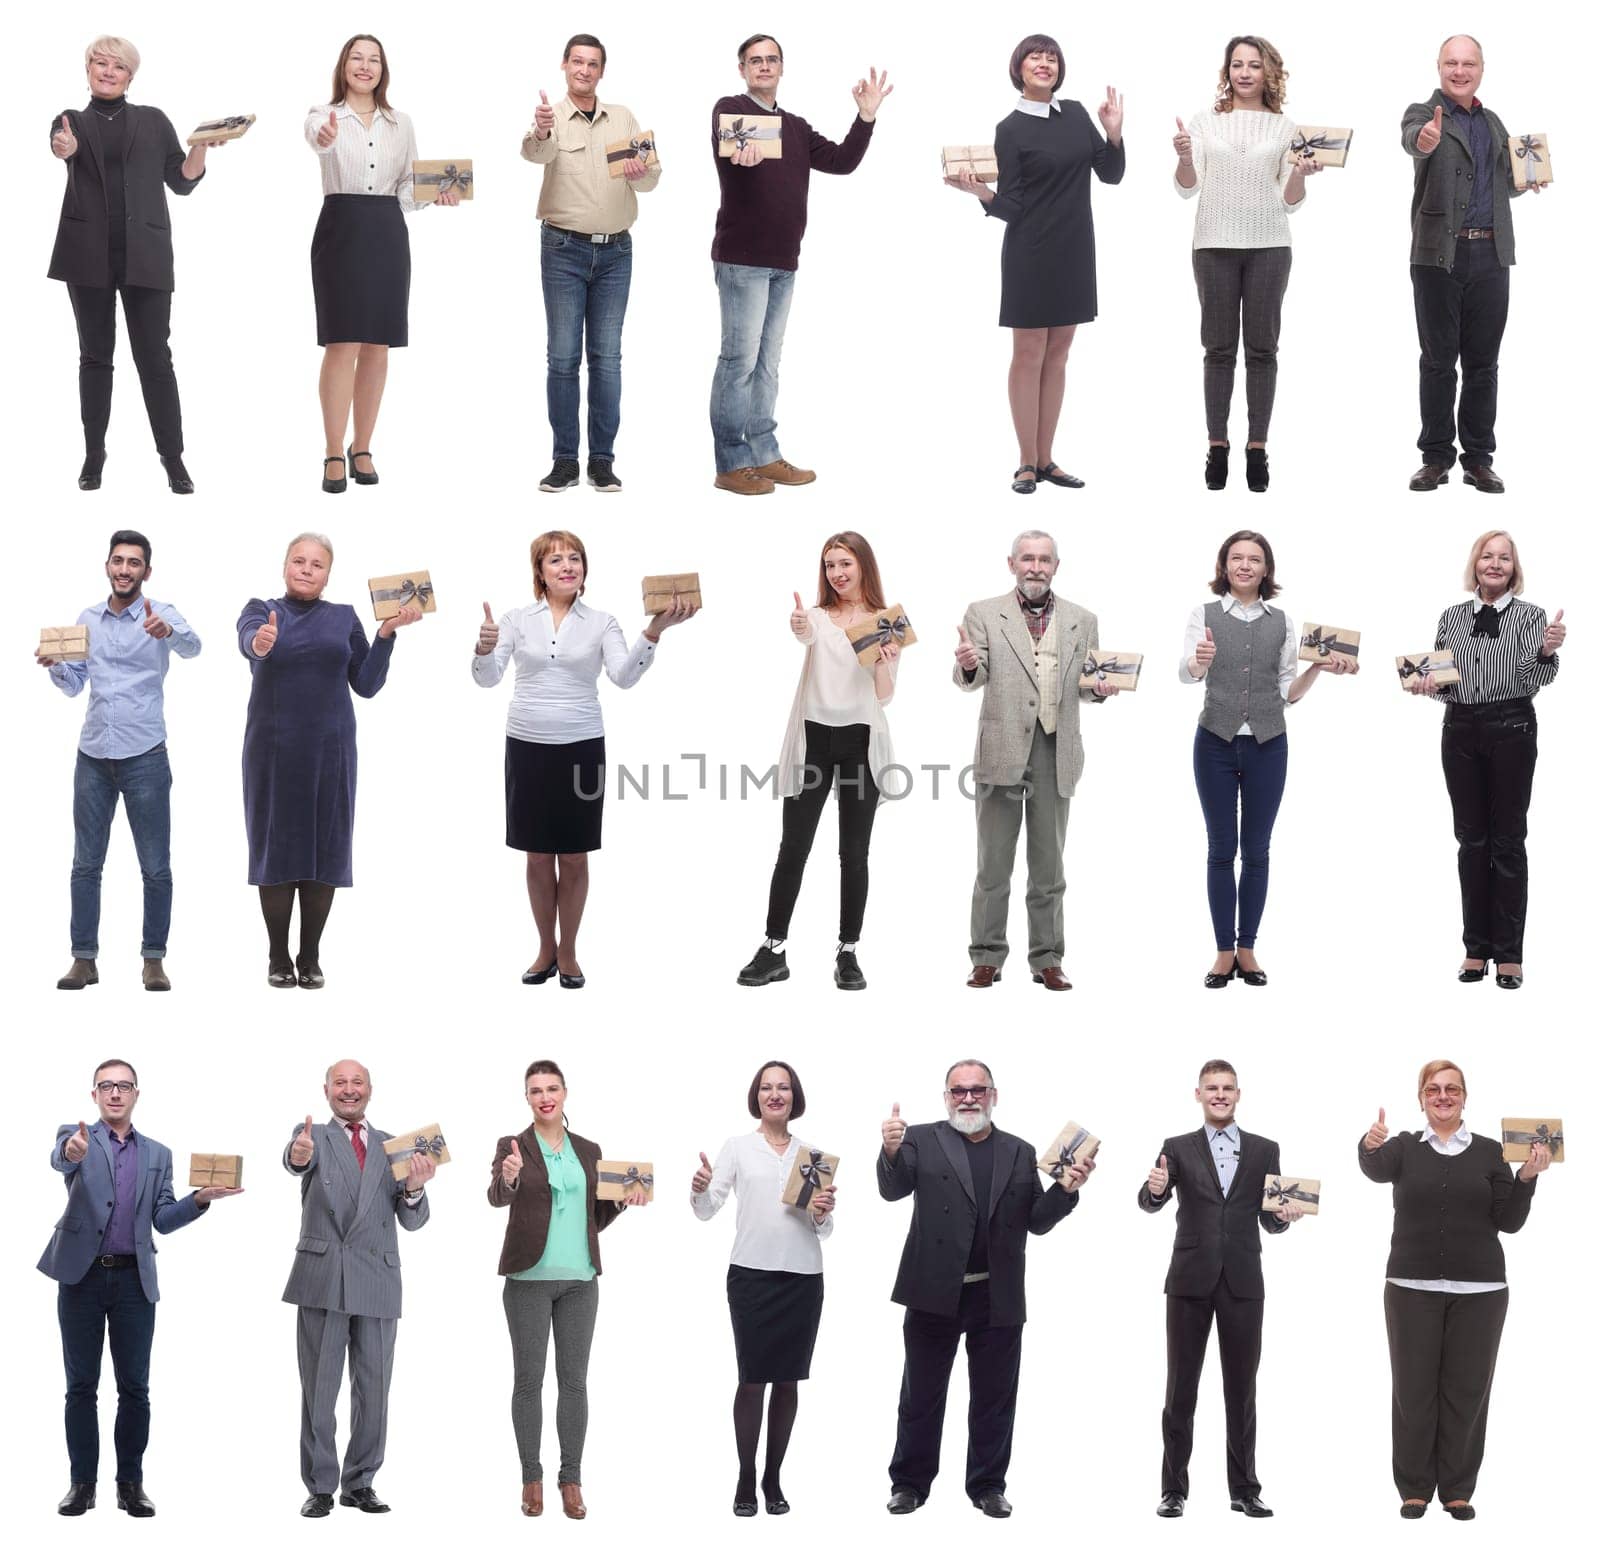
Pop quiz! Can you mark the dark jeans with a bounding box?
[1193,246,1292,443]
[1162,1285,1264,1500]
[67,283,184,458]
[1442,700,1537,961]
[1411,238,1509,468]
[59,1263,157,1483]
[890,1281,1022,1501]
[71,744,173,958]
[1193,728,1288,951]
[540,225,632,462]
[765,721,877,941]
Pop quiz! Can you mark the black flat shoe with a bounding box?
[1399,1502,1427,1519]
[522,958,559,985]
[161,456,194,494]
[322,455,348,494]
[1205,445,1229,490]
[1495,970,1523,990]
[1445,1503,1475,1520]
[1237,965,1268,987]
[1231,1493,1273,1517]
[1204,960,1237,989]
[733,1489,758,1517]
[1457,962,1489,983]
[1245,446,1270,492]
[296,960,326,990]
[348,446,380,485]
[268,964,298,989]
[1011,464,1037,494]
[300,1493,335,1518]
[79,451,106,491]
[558,969,587,989]
[886,1489,925,1515]
[339,1487,390,1513]
[58,1483,96,1516]
[1036,461,1084,488]
[116,1482,156,1517]
[762,1490,790,1515]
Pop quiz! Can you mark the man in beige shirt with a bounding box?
[522,33,660,494]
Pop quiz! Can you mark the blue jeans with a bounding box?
[59,1263,157,1483]
[1193,729,1288,951]
[71,744,173,958]
[541,225,632,462]
[710,261,795,472]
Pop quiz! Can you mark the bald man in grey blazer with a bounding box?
[955,532,1116,990]
[283,1058,436,1517]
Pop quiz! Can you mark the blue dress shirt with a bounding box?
[1445,98,1494,230]
[100,1126,141,1256]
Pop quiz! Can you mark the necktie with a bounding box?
[347,1123,366,1170]
[1471,603,1501,638]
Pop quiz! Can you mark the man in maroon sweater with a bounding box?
[710,35,891,494]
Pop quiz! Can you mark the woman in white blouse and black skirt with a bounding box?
[1403,530,1565,989]
[691,1060,836,1518]
[306,34,459,493]
[473,530,694,987]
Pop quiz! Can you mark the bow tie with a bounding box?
[1472,604,1501,638]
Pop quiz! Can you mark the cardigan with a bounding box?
[488,1126,623,1277]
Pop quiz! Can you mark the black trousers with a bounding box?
[1411,237,1509,468]
[1161,1283,1263,1500]
[67,283,184,458]
[1441,700,1537,961]
[889,1281,1022,1501]
[1383,1283,1509,1504]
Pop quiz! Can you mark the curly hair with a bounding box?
[1213,35,1288,114]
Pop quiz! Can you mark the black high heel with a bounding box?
[162,455,194,494]
[1246,446,1270,492]
[348,445,380,486]
[1011,465,1037,494]
[1205,445,1229,490]
[79,450,106,491]
[1457,961,1489,983]
[521,958,558,985]
[322,455,347,494]
[1494,968,1523,990]
[1204,957,1237,989]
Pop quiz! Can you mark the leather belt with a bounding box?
[1445,695,1533,722]
[962,1270,991,1285]
[96,1253,137,1268]
[543,221,622,245]
[1458,227,1495,240]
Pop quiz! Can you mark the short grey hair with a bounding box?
[1437,33,1483,61]
[1010,529,1057,561]
[285,532,335,566]
[945,1058,996,1088]
[86,36,141,76]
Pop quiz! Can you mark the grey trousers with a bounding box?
[296,1305,396,1494]
[504,1276,600,1484]
[1193,246,1292,443]
[970,723,1070,970]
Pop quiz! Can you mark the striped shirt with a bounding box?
[1431,594,1559,705]
[305,103,421,211]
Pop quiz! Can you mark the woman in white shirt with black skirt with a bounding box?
[473,530,694,987]
[691,1060,836,1518]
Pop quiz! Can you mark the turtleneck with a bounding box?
[89,96,132,280]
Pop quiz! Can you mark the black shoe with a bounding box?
[161,456,194,494]
[737,944,789,986]
[587,458,622,492]
[348,446,379,485]
[1445,1503,1475,1520]
[296,959,326,990]
[116,1481,155,1517]
[1204,959,1236,989]
[339,1487,390,1513]
[733,1499,758,1518]
[1205,445,1229,490]
[522,958,559,985]
[301,1493,335,1518]
[1231,1494,1273,1517]
[79,451,106,491]
[268,963,297,989]
[886,1488,925,1515]
[1036,462,1084,488]
[58,1483,96,1515]
[834,947,866,991]
[322,455,347,494]
[1462,465,1504,494]
[1011,465,1037,494]
[1157,1492,1185,1517]
[762,1485,790,1515]
[540,458,581,493]
[1399,1501,1427,1519]
[558,969,587,989]
[1409,463,1449,492]
[1495,970,1523,990]
[1458,961,1489,983]
[1237,965,1268,987]
[1246,446,1269,492]
[972,1491,1012,1518]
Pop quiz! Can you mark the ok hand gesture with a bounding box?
[52,113,79,159]
[852,66,893,122]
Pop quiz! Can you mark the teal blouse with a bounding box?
[509,1131,597,1282]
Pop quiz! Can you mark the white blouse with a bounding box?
[1175,108,1302,249]
[305,103,421,212]
[691,1132,833,1274]
[1178,597,1298,738]
[472,597,656,743]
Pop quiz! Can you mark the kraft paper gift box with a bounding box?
[187,113,255,146]
[1288,126,1353,166]
[188,1153,243,1190]
[412,159,474,202]
[383,1126,450,1182]
[1501,1118,1565,1164]
[941,144,999,181]
[1036,1122,1100,1185]
[368,571,436,620]
[781,1147,839,1211]
[39,625,90,661]
[845,605,916,668]
[717,114,782,157]
[1395,650,1461,687]
[641,573,702,613]
[1079,650,1143,691]
[1262,1174,1321,1215]
[594,1160,655,1202]
[1510,133,1552,189]
[1298,624,1361,665]
[606,131,659,177]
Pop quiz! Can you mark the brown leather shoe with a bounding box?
[560,1483,587,1520]
[142,959,171,992]
[967,965,1002,988]
[1462,464,1505,494]
[57,958,99,990]
[1408,464,1449,491]
[714,468,776,495]
[522,1482,543,1517]
[752,458,816,486]
[1031,966,1073,991]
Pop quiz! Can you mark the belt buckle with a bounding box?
[590,231,609,244]
[98,1253,118,1267]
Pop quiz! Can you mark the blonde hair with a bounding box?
[86,36,141,77]
[284,532,335,566]
[1213,35,1288,114]
[1417,1058,1467,1105]
[1462,530,1523,595]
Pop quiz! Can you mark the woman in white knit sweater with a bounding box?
[1174,36,1319,492]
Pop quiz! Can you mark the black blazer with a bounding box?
[48,103,203,291]
[1136,1127,1288,1299]
[877,1120,1076,1323]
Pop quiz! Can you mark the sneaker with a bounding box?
[737,945,790,986]
[539,459,581,493]
[586,459,622,493]
[834,947,866,991]
[714,468,776,496]
[752,458,816,486]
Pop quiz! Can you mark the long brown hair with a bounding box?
[1213,35,1288,114]
[815,532,886,611]
[1208,530,1281,600]
[330,34,393,111]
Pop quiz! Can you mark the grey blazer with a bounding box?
[1401,89,1520,271]
[281,1119,430,1320]
[954,591,1099,796]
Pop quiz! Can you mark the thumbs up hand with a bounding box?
[1191,625,1217,675]
[476,602,500,656]
[316,109,339,149]
[252,609,279,658]
[1172,115,1192,163]
[789,591,810,640]
[954,624,980,672]
[1147,1152,1170,1197]
[1542,607,1566,657]
[1417,105,1444,154]
[535,89,555,139]
[52,113,79,159]
[691,1150,713,1194]
[141,598,173,640]
[882,1102,907,1159]
[1364,1107,1389,1153]
[64,1121,90,1163]
[501,1139,524,1187]
[289,1115,317,1168]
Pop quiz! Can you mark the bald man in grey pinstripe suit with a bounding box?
[283,1059,435,1517]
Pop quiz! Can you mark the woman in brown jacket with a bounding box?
[488,1059,648,1519]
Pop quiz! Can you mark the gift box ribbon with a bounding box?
[1397,655,1450,679]
[1047,1128,1091,1180]
[389,1132,447,1165]
[371,578,434,609]
[1300,627,1358,659]
[597,1165,654,1192]
[718,119,781,151]
[1084,654,1137,680]
[1290,131,1349,157]
[416,164,473,194]
[852,612,913,656]
[1264,1179,1320,1208]
[194,115,252,134]
[794,1147,833,1209]
[606,136,655,164]
[1514,134,1545,167]
[1503,1124,1563,1151]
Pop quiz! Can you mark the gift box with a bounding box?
[412,159,474,202]
[1501,1118,1565,1164]
[845,605,916,667]
[1079,650,1142,691]
[367,571,436,620]
[1395,650,1460,687]
[781,1146,838,1210]
[642,573,702,613]
[382,1125,450,1181]
[606,131,659,178]
[941,144,999,182]
[187,113,255,146]
[594,1159,655,1202]
[1298,624,1361,665]
[1036,1121,1100,1185]
[1262,1174,1320,1215]
[188,1153,243,1190]
[1510,132,1552,189]
[38,625,89,661]
[1288,126,1353,166]
[717,114,782,157]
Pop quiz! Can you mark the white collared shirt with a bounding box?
[305,102,422,211]
[691,1132,832,1274]
[1472,589,1513,614]
[1207,1122,1241,1197]
[1387,1123,1507,1295]
[1179,596,1298,736]
[1014,96,1063,118]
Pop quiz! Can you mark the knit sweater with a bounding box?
[1176,107,1301,249]
[1358,1131,1536,1282]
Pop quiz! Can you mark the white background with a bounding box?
[5,0,1594,1548]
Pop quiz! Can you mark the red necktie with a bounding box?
[347,1122,366,1170]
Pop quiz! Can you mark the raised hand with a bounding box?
[64,1121,90,1163]
[691,1150,713,1194]
[1542,608,1566,656]
[852,66,893,122]
[477,602,499,656]
[954,625,980,671]
[882,1102,907,1159]
[1172,115,1192,163]
[252,609,279,658]
[289,1115,316,1167]
[316,110,339,149]
[52,113,79,159]
[1363,1107,1389,1153]
[141,598,172,640]
[1417,105,1443,154]
[1098,85,1124,142]
[1192,625,1216,675]
[789,591,809,640]
[501,1139,524,1187]
[1147,1152,1169,1197]
[535,89,555,139]
[377,603,422,638]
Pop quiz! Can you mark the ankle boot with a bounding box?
[1246,446,1269,492]
[1205,445,1229,490]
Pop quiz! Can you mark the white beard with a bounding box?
[1016,579,1051,601]
[949,1107,992,1136]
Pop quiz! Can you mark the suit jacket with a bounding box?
[1136,1127,1288,1299]
[37,1121,206,1302]
[954,591,1100,797]
[1400,90,1520,271]
[487,1127,623,1277]
[878,1120,1076,1323]
[281,1119,430,1320]
[48,102,203,291]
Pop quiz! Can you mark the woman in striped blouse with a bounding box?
[1403,531,1565,988]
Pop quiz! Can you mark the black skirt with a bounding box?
[311,194,410,346]
[505,734,606,853]
[727,1265,823,1383]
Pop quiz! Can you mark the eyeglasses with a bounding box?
[95,1080,136,1095]
[947,1086,991,1100]
[1423,1085,1464,1099]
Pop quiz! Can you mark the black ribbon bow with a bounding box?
[851,612,913,657]
[1047,1128,1091,1180]
[1472,603,1501,638]
[718,117,778,152]
[1299,626,1358,659]
[1264,1177,1320,1208]
[417,163,472,195]
[1502,1124,1563,1152]
[597,1164,654,1193]
[1397,655,1449,680]
[193,115,253,135]
[606,136,655,164]
[793,1147,833,1209]
[389,1132,447,1165]
[1290,131,1349,158]
[1084,653,1136,680]
[1515,134,1545,165]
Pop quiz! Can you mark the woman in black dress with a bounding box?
[946,34,1124,492]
